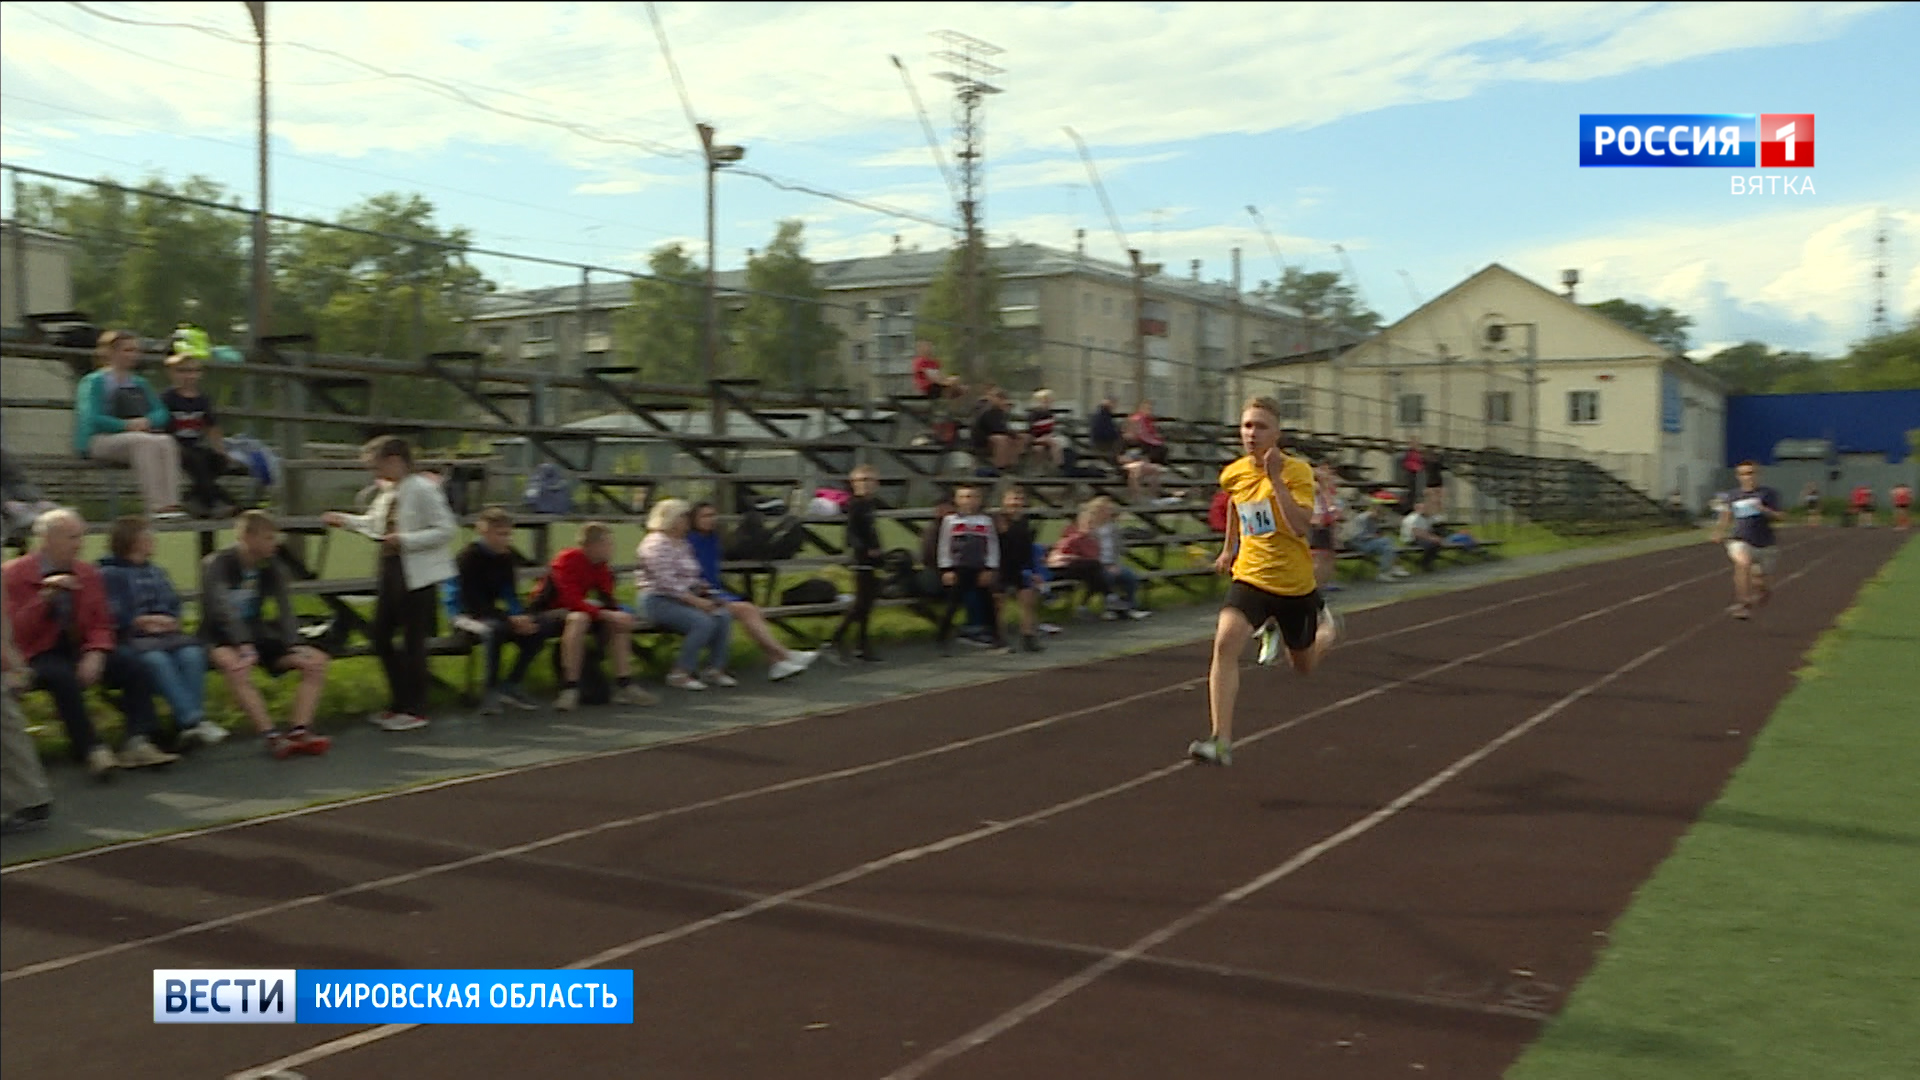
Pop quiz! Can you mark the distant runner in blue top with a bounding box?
[1711,459,1784,620]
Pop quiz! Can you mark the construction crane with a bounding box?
[888,55,960,213]
[1065,126,1154,395]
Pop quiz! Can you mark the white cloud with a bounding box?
[1511,199,1920,355]
[1,1,1892,171]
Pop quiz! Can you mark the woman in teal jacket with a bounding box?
[73,330,185,520]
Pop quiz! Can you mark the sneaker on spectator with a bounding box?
[86,744,117,781]
[768,652,816,681]
[555,687,580,712]
[667,672,708,691]
[266,730,297,760]
[1389,566,1412,579]
[1127,609,1153,620]
[700,669,739,688]
[286,725,332,755]
[478,692,505,716]
[370,711,428,732]
[181,721,230,748]
[117,736,179,769]
[1038,622,1062,635]
[612,683,658,706]
[499,685,541,710]
[0,803,51,834]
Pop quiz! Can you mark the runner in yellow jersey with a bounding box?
[1188,397,1340,766]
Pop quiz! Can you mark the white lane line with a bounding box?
[878,545,1845,1080]
[222,550,1744,1080]
[2,559,1639,984]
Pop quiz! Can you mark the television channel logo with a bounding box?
[1579,114,1813,168]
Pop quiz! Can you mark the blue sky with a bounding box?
[2,1,1915,357]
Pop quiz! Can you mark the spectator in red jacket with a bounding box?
[541,521,655,712]
[1,508,176,779]
[910,340,943,400]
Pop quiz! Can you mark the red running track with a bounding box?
[0,529,1904,1080]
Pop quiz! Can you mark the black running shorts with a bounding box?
[1226,580,1322,653]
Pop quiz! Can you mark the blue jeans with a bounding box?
[137,644,208,728]
[641,593,734,674]
[1106,565,1140,607]
[1354,535,1398,574]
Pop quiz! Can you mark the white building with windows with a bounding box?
[461,239,1312,422]
[1249,263,1727,506]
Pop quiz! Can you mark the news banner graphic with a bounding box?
[1579,114,1815,167]
[154,969,636,1024]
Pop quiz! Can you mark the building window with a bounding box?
[1485,391,1512,424]
[853,301,869,323]
[1277,385,1306,422]
[1569,390,1600,424]
[527,319,553,342]
[1397,393,1425,426]
[852,343,867,364]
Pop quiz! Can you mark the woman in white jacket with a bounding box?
[322,436,458,731]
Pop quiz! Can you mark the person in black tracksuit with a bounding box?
[936,484,1005,654]
[828,467,883,662]
[996,486,1043,653]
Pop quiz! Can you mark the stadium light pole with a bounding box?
[244,1,269,350]
[699,125,744,379]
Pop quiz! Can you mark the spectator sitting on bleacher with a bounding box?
[2,591,55,833]
[970,387,1028,474]
[995,486,1043,653]
[1125,400,1169,466]
[2,508,177,779]
[542,522,657,711]
[1026,390,1063,471]
[1399,505,1445,572]
[74,330,187,521]
[456,507,550,716]
[2,449,61,546]
[100,515,226,749]
[1346,502,1408,582]
[1046,502,1115,608]
[200,511,333,758]
[1089,397,1122,464]
[160,353,239,520]
[636,499,736,691]
[1089,496,1150,620]
[687,502,817,681]
[1120,446,1166,504]
[827,466,883,663]
[911,340,943,400]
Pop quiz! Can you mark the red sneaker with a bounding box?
[267,732,298,760]
[287,727,332,756]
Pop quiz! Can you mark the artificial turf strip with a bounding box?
[1506,536,1920,1080]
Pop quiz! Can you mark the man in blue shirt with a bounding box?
[1711,460,1784,620]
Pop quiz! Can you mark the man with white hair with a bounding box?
[1,509,178,779]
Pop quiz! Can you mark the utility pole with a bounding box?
[933,31,1002,385]
[698,122,743,433]
[246,1,269,352]
[1129,249,1148,398]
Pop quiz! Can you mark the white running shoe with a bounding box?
[1255,625,1283,666]
[1317,605,1344,650]
[768,653,815,681]
[182,721,231,747]
[1187,737,1233,766]
[370,711,428,732]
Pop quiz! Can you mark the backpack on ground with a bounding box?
[779,578,839,607]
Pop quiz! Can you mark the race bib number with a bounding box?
[1732,496,1763,518]
[1235,499,1277,538]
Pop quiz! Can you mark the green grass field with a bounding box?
[1507,535,1919,1080]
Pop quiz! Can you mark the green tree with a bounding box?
[1254,268,1381,343]
[735,221,842,392]
[1697,341,1821,394]
[16,175,250,346]
[918,235,1018,384]
[273,193,490,360]
[1586,298,1693,354]
[613,243,707,385]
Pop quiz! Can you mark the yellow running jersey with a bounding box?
[1221,453,1317,597]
